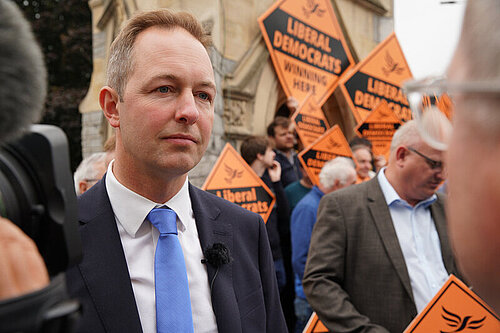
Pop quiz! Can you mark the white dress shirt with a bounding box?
[105,161,218,333]
[378,169,449,313]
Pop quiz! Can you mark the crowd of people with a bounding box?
[1,0,499,332]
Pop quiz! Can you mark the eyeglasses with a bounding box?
[406,147,443,170]
[403,76,500,150]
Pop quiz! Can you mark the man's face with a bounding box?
[115,27,215,178]
[272,125,295,151]
[398,142,445,205]
[353,148,373,179]
[261,146,276,169]
[446,51,500,308]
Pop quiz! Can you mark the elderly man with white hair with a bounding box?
[291,157,357,333]
[73,152,109,195]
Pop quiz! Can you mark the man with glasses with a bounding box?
[302,120,462,332]
[405,0,500,314]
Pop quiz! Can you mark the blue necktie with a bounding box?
[147,207,194,333]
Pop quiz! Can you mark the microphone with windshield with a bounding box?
[201,243,232,291]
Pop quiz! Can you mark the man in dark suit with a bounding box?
[303,120,462,333]
[66,9,287,333]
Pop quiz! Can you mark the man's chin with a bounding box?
[159,155,201,175]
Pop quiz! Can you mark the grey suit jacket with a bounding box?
[302,177,461,333]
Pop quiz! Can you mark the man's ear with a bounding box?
[99,86,120,128]
[394,146,407,167]
[79,181,89,195]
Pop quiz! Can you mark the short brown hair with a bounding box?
[267,116,291,137]
[240,136,270,165]
[106,9,212,99]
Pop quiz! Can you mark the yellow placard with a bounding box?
[354,100,402,162]
[338,32,413,123]
[202,143,276,223]
[291,93,330,148]
[258,0,355,107]
[404,275,500,332]
[298,125,352,186]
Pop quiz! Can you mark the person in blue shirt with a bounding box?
[291,157,356,332]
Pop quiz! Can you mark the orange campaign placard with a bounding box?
[303,312,328,333]
[202,143,276,223]
[298,125,353,186]
[338,32,413,123]
[355,100,402,162]
[421,93,454,120]
[404,275,500,333]
[258,0,355,107]
[291,93,330,148]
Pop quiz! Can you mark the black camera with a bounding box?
[0,124,81,332]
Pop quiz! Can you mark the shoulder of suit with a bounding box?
[434,191,447,205]
[324,177,374,201]
[190,185,263,222]
[77,179,111,223]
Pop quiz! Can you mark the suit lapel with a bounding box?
[430,195,456,275]
[189,185,241,333]
[365,178,415,303]
[77,179,143,332]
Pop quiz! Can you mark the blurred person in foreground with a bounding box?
[303,120,462,332]
[291,157,356,332]
[0,0,49,301]
[405,0,500,314]
[65,9,286,333]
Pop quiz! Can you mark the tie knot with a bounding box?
[147,207,177,235]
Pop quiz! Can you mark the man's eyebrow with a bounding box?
[147,74,178,84]
[145,74,216,91]
[198,81,217,91]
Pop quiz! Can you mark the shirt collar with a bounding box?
[377,167,436,208]
[105,160,193,237]
[311,185,324,197]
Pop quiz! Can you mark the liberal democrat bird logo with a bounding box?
[372,107,393,121]
[327,137,342,149]
[440,306,486,333]
[224,164,243,184]
[302,0,326,18]
[382,51,405,77]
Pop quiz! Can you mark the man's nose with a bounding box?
[175,91,199,125]
[435,165,447,180]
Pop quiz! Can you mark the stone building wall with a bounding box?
[80,0,393,187]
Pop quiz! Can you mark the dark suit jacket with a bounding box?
[302,177,461,333]
[66,178,287,333]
